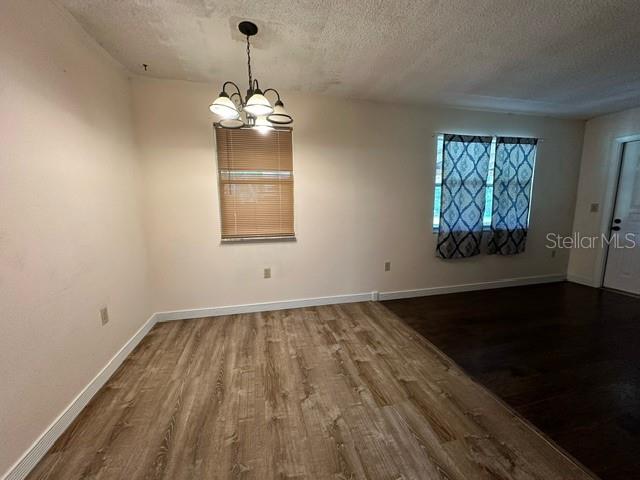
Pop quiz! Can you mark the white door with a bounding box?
[604,141,640,294]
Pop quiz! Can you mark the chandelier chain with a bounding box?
[246,35,253,94]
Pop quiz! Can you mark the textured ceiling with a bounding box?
[56,0,640,119]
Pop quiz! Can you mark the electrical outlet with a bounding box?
[590,203,599,213]
[384,261,391,272]
[100,307,109,326]
[264,267,271,279]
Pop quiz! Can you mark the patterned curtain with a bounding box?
[487,137,537,255]
[436,135,492,259]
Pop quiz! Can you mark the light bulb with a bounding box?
[254,116,274,134]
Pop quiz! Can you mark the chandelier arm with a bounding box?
[229,92,244,108]
[263,88,282,102]
[222,81,243,100]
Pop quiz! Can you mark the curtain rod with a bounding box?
[431,133,545,142]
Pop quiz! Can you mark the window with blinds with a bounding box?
[215,127,294,240]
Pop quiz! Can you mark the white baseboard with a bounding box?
[566,273,600,288]
[4,272,569,480]
[154,292,377,322]
[378,274,567,300]
[2,313,158,480]
[155,275,567,322]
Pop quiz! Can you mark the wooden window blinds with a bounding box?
[215,127,294,240]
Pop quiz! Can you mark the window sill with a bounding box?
[221,235,297,244]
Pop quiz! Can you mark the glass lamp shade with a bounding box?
[254,116,274,134]
[244,93,273,117]
[218,117,245,129]
[267,102,293,125]
[209,95,239,119]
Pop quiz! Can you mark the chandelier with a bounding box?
[209,21,293,132]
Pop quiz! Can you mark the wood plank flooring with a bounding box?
[27,301,594,479]
[384,282,640,480]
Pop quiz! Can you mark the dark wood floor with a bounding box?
[27,302,592,479]
[384,281,640,480]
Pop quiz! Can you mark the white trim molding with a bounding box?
[154,292,376,322]
[590,133,640,289]
[378,274,567,301]
[155,275,567,322]
[2,314,158,480]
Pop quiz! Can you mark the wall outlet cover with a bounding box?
[384,261,391,272]
[264,267,271,279]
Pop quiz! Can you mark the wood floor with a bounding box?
[27,301,592,479]
[384,282,640,480]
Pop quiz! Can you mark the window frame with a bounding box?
[432,134,532,233]
[215,126,296,243]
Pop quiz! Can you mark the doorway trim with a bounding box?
[597,133,640,288]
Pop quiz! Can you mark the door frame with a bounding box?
[597,133,640,288]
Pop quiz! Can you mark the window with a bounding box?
[215,127,294,240]
[433,133,538,258]
[432,135,499,231]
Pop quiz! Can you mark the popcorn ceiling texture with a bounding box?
[57,0,640,119]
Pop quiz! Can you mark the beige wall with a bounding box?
[568,107,640,286]
[132,77,585,313]
[0,1,150,475]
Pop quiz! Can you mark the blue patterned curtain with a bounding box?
[487,137,537,255]
[436,135,492,259]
